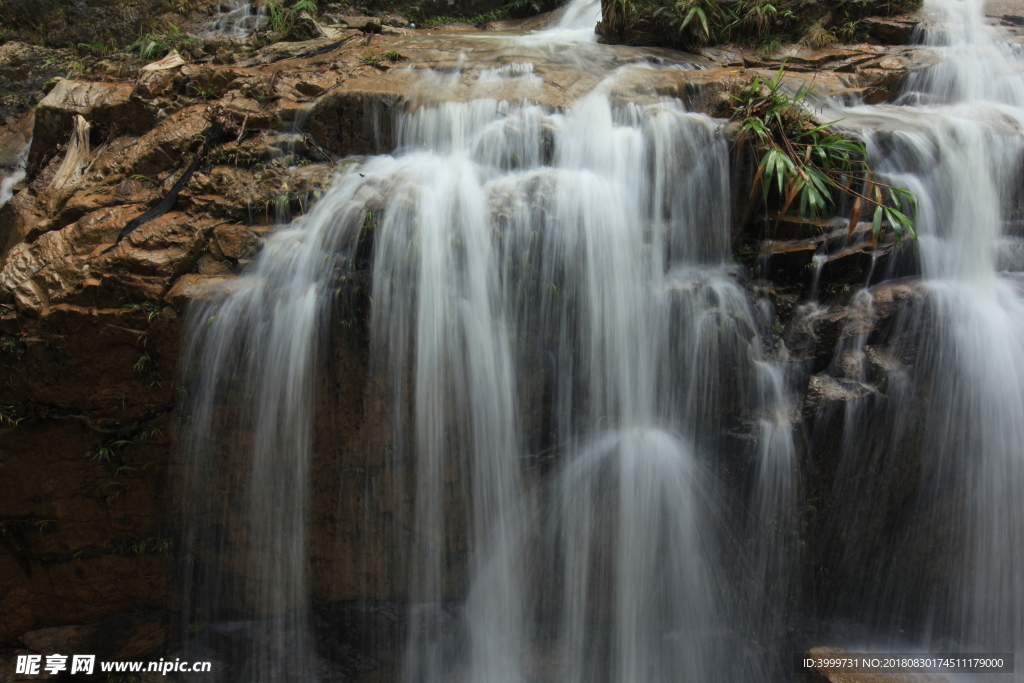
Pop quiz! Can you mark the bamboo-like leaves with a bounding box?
[733,66,918,245]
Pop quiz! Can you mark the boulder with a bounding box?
[30,80,152,172]
[803,373,878,417]
[334,15,383,33]
[164,273,237,310]
[288,11,352,41]
[307,88,406,156]
[134,51,188,100]
[213,225,262,260]
[859,17,919,45]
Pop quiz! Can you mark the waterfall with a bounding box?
[0,129,30,210]
[810,0,1024,661]
[174,0,1024,677]
[206,0,267,38]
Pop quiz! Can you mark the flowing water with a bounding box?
[205,0,267,38]
[176,0,1024,679]
[804,0,1024,664]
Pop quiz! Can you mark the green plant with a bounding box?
[412,7,510,26]
[383,50,405,61]
[188,82,214,100]
[757,32,783,57]
[129,22,192,60]
[267,3,290,32]
[134,354,153,373]
[129,33,169,59]
[835,17,859,41]
[266,1,318,32]
[799,20,836,49]
[99,480,126,498]
[733,67,917,244]
[76,40,115,57]
[360,51,382,66]
[740,0,778,33]
[673,0,724,43]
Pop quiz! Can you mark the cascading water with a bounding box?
[178,26,794,681]
[806,0,1024,665]
[175,0,1024,677]
[0,132,30,210]
[205,0,267,38]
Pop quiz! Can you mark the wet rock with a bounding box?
[804,373,878,415]
[165,273,237,310]
[214,225,262,260]
[197,253,235,275]
[782,285,910,371]
[859,17,919,45]
[103,213,216,280]
[221,95,282,131]
[308,88,406,156]
[296,80,328,97]
[857,66,908,104]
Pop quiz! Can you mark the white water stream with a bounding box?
[176,0,1024,679]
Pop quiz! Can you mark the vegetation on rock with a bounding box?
[599,0,923,50]
[732,67,917,244]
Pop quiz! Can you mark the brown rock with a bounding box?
[164,273,237,310]
[859,17,918,45]
[308,88,406,155]
[214,48,235,65]
[213,225,262,260]
[296,80,328,97]
[196,253,234,275]
[12,278,49,317]
[337,15,383,32]
[804,373,878,415]
[134,69,185,100]
[98,105,210,179]
[30,80,153,172]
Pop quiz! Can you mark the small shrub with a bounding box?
[733,67,917,244]
[799,20,836,49]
